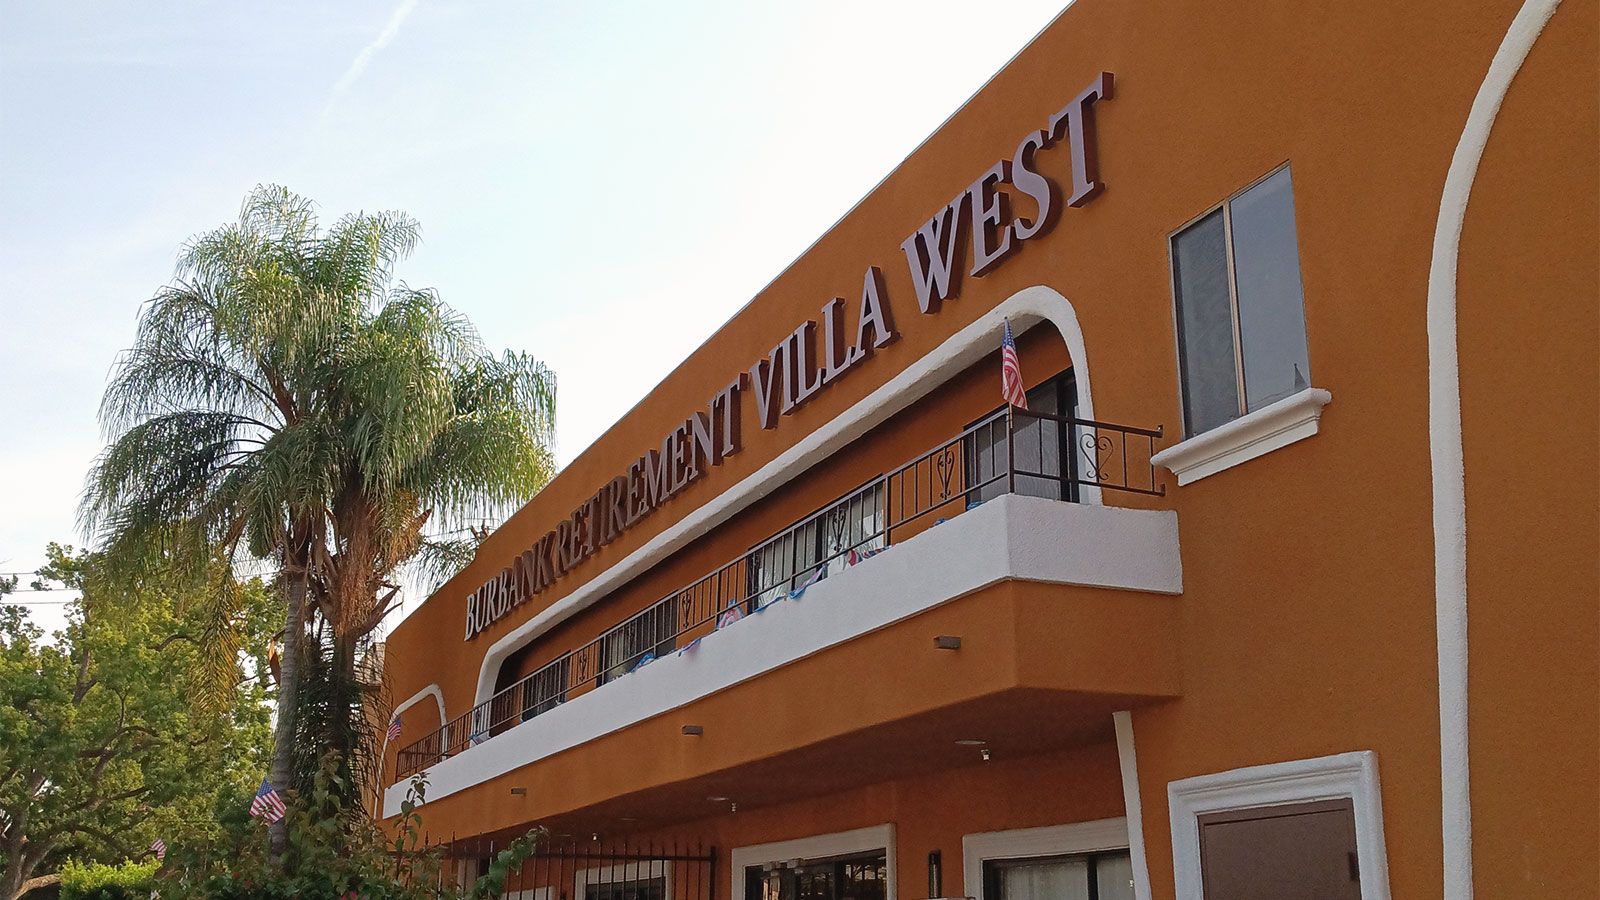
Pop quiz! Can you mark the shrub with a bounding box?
[152,765,540,900]
[59,859,160,900]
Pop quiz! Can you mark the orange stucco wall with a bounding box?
[382,0,1600,897]
[1454,1,1598,894]
[391,580,1181,840]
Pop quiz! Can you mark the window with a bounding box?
[1171,166,1311,436]
[746,480,886,610]
[577,861,671,900]
[587,877,666,900]
[982,852,1134,900]
[745,851,887,900]
[1197,800,1360,900]
[521,655,568,720]
[597,596,676,685]
[1167,751,1392,900]
[967,371,1078,504]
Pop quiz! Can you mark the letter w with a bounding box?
[900,196,966,314]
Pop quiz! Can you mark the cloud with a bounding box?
[325,0,422,112]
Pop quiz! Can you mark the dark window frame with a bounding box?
[1167,162,1311,437]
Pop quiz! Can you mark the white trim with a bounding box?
[1112,712,1152,900]
[508,887,553,900]
[474,285,1103,706]
[379,683,447,793]
[385,495,1180,814]
[575,859,671,900]
[730,824,897,900]
[961,817,1130,900]
[391,684,447,728]
[1150,388,1331,485]
[1426,3,1560,899]
[1167,751,1391,900]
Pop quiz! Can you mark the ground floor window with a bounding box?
[1196,800,1359,899]
[1167,751,1391,900]
[577,861,672,900]
[982,851,1133,900]
[961,819,1134,900]
[731,826,896,900]
[587,876,667,900]
[745,851,887,900]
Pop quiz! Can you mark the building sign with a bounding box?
[464,71,1115,640]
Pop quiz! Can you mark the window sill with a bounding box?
[1151,388,1332,485]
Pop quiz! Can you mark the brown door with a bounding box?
[1197,799,1362,900]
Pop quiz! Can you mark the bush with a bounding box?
[59,860,160,900]
[153,765,540,900]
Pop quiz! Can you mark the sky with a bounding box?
[0,0,1071,634]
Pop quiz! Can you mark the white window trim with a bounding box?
[576,859,672,900]
[961,817,1130,900]
[1151,387,1331,485]
[508,888,553,900]
[1167,750,1391,900]
[730,824,896,900]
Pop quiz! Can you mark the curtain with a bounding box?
[996,858,1090,900]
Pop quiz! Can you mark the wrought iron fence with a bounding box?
[416,835,715,900]
[397,407,1162,778]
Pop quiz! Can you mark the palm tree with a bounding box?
[83,185,556,851]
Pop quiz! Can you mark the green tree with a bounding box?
[0,545,275,900]
[157,770,541,900]
[82,185,557,849]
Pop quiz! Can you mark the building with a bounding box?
[376,1,1598,898]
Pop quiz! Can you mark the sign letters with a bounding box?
[465,72,1114,640]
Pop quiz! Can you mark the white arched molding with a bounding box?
[473,286,1101,705]
[383,684,447,757]
[1427,3,1560,899]
[378,683,447,810]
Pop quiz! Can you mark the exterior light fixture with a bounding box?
[933,635,962,650]
[708,795,729,802]
[981,749,992,762]
[682,724,704,736]
[954,739,987,747]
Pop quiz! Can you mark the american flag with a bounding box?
[249,778,286,824]
[1001,320,1028,409]
[387,714,402,743]
[150,838,165,860]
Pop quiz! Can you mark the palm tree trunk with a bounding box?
[327,628,373,812]
[268,561,308,855]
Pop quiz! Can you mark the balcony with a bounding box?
[387,408,1177,817]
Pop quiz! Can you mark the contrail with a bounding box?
[325,0,422,111]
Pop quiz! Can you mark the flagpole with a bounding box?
[1006,404,1016,495]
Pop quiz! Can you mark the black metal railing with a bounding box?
[416,835,715,899]
[396,407,1162,778]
